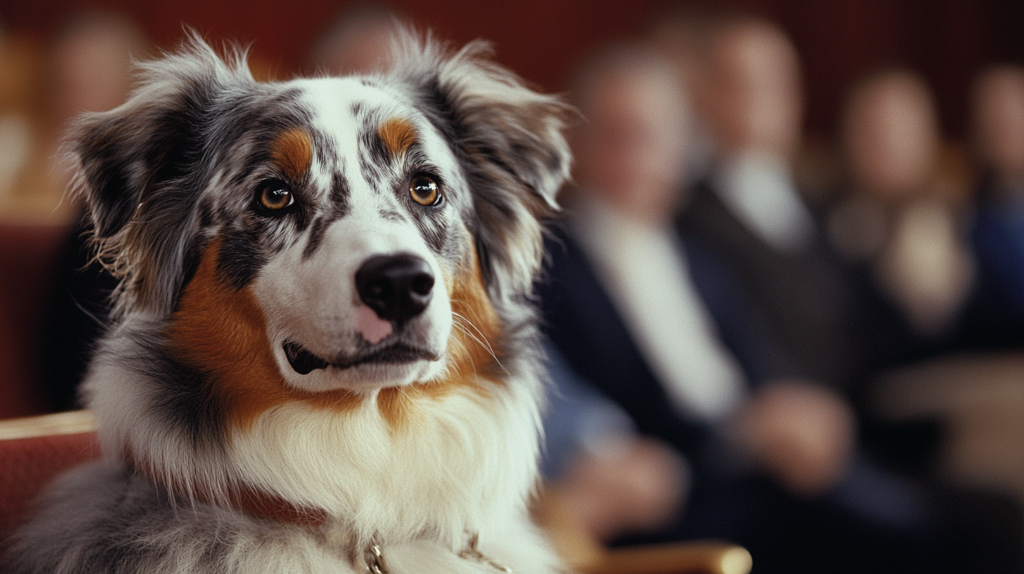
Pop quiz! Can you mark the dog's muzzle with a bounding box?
[355,253,435,326]
[282,253,440,376]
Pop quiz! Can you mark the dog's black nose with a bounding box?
[355,254,435,325]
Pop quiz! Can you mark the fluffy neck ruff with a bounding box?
[125,452,329,528]
[106,371,545,547]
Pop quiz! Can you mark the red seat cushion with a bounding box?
[0,431,101,545]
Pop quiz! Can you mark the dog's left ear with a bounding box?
[395,35,573,298]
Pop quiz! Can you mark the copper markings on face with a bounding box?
[270,128,314,181]
[378,117,418,156]
[446,244,503,381]
[166,239,361,432]
[169,234,501,433]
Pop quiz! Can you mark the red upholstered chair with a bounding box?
[0,411,751,574]
[0,410,99,545]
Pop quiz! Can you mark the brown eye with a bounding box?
[256,180,294,212]
[409,175,441,206]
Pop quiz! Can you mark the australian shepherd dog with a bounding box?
[6,30,571,573]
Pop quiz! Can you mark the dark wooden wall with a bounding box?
[3,0,1022,138]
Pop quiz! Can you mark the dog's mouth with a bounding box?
[283,340,440,375]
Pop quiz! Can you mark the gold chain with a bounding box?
[362,539,388,574]
[359,533,513,574]
[457,533,515,574]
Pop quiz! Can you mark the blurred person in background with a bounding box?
[828,68,975,344]
[307,3,404,76]
[678,15,949,488]
[0,20,42,219]
[679,15,894,396]
[672,17,972,548]
[828,67,1024,573]
[963,64,1024,348]
[536,40,971,574]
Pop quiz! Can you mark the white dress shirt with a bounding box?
[570,195,746,422]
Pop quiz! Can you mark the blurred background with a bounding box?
[1,1,1024,572]
[2,1,1023,142]
[0,0,1020,219]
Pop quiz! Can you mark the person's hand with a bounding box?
[733,380,856,496]
[556,437,689,542]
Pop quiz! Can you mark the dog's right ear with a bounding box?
[68,36,254,317]
[69,38,232,238]
[72,105,184,239]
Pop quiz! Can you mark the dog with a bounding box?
[6,30,571,573]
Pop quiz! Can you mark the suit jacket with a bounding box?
[538,220,794,470]
[676,180,875,390]
[964,184,1024,348]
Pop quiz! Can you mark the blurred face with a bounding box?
[575,63,690,220]
[315,20,396,75]
[972,67,1024,181]
[51,19,142,121]
[844,74,938,200]
[705,23,803,158]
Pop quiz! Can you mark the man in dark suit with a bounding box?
[678,17,907,390]
[538,36,980,574]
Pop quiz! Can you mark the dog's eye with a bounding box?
[255,180,294,213]
[409,175,442,206]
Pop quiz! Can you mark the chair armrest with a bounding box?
[0,411,101,546]
[593,542,751,574]
[534,486,751,574]
[0,410,96,440]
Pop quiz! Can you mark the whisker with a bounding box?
[447,326,478,381]
[452,312,509,375]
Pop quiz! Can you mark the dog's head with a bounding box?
[72,33,570,420]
